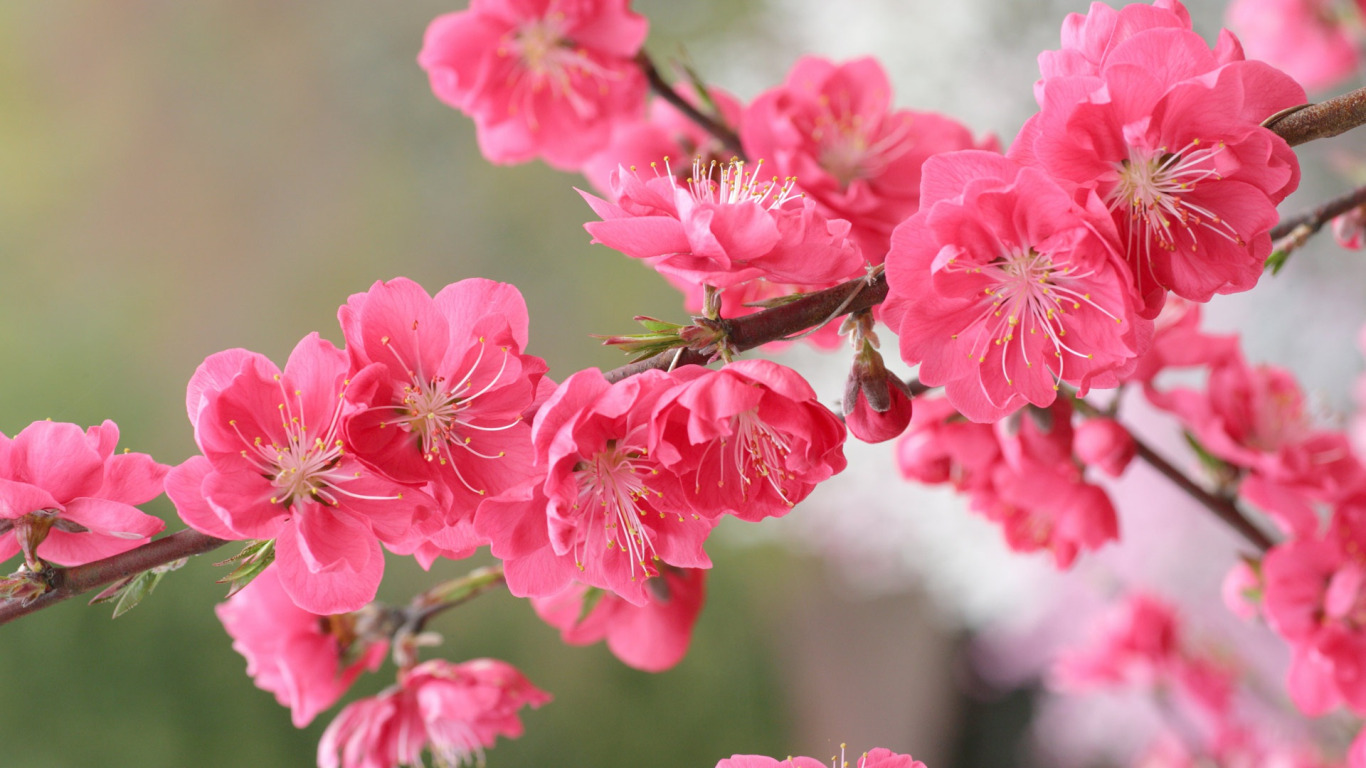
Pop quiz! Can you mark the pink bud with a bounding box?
[1333,205,1366,250]
[1073,418,1135,477]
[1221,560,1262,620]
[843,350,914,444]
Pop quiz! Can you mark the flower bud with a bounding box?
[1333,204,1366,250]
[1073,418,1136,477]
[843,345,914,443]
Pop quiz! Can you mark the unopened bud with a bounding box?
[0,567,54,605]
[1073,417,1135,477]
[844,344,914,443]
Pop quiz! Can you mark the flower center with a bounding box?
[573,436,662,576]
[1108,140,1240,270]
[682,157,799,210]
[376,334,518,496]
[509,15,568,75]
[947,246,1120,389]
[808,95,911,188]
[230,376,354,508]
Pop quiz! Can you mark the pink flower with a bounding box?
[1335,204,1366,250]
[216,565,387,728]
[530,566,706,672]
[1228,0,1361,93]
[1123,298,1239,386]
[894,395,1000,491]
[339,278,547,535]
[1073,417,1136,477]
[418,0,649,170]
[581,157,865,290]
[166,334,435,614]
[883,151,1146,423]
[476,368,713,605]
[716,758,826,768]
[717,749,924,768]
[649,359,848,523]
[0,419,166,568]
[973,459,1119,568]
[1262,501,1366,716]
[1017,23,1304,315]
[318,658,550,768]
[1037,0,1243,85]
[1222,559,1263,620]
[580,84,745,195]
[1053,593,1182,691]
[741,56,994,262]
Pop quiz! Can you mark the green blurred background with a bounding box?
[0,2,975,766]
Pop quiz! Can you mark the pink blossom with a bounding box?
[1074,417,1136,477]
[339,278,547,540]
[1228,0,1361,93]
[1017,24,1304,315]
[741,56,994,262]
[894,395,1000,491]
[649,359,848,523]
[1335,205,1366,250]
[973,460,1119,568]
[530,566,706,672]
[476,368,713,605]
[418,0,649,170]
[715,758,826,768]
[1123,298,1239,386]
[216,565,387,728]
[1037,0,1243,86]
[1262,500,1366,716]
[883,150,1146,423]
[581,157,865,290]
[1054,593,1181,691]
[0,419,166,568]
[167,334,435,614]
[1222,559,1264,620]
[581,85,745,196]
[318,658,550,768]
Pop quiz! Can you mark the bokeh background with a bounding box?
[1,1,1363,766]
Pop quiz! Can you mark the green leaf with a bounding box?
[216,539,276,598]
[110,570,165,619]
[1264,249,1289,275]
[576,587,605,627]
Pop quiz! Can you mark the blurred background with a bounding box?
[1,1,1362,766]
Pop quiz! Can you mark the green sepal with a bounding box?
[1264,249,1289,275]
[215,539,276,598]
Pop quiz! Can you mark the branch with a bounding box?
[1072,398,1275,552]
[604,272,888,382]
[1264,86,1366,147]
[0,530,229,626]
[1269,182,1366,242]
[635,51,746,161]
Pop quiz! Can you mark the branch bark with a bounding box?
[1269,183,1366,242]
[0,530,228,626]
[635,51,746,161]
[1265,86,1366,147]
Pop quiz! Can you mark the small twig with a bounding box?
[1269,183,1366,242]
[603,272,889,382]
[0,530,229,626]
[635,51,745,160]
[1264,85,1366,147]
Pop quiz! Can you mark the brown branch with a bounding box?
[1269,183,1366,241]
[0,530,229,626]
[604,272,888,382]
[1265,86,1366,147]
[1072,398,1274,552]
[635,51,746,161]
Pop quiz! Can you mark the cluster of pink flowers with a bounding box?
[897,395,1125,568]
[1054,592,1356,768]
[884,0,1304,423]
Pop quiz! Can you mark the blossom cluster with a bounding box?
[1055,592,1358,767]
[884,0,1304,422]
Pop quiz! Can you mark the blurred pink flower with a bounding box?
[419,0,649,170]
